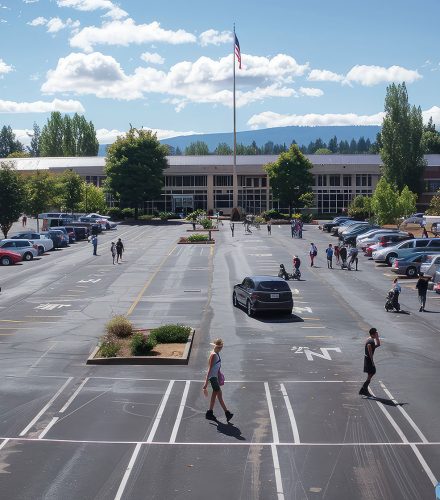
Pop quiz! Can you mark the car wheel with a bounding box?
[232,292,239,308]
[38,246,44,256]
[246,300,254,317]
[406,266,417,278]
[0,256,12,266]
[385,253,396,266]
[23,252,33,261]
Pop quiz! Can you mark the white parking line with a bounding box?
[114,442,142,500]
[146,380,174,443]
[264,382,279,444]
[280,384,300,443]
[0,438,9,450]
[409,444,437,486]
[59,377,89,413]
[39,417,59,439]
[271,444,285,500]
[19,377,73,437]
[170,381,190,443]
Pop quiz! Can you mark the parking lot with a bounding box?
[0,221,439,499]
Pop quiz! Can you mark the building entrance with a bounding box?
[172,195,194,214]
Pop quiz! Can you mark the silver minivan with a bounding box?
[420,254,440,277]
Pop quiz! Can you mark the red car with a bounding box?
[0,249,22,266]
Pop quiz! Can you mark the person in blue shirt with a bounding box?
[325,244,334,269]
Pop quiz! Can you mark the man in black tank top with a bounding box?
[359,327,381,397]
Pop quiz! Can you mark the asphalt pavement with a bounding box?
[0,219,439,499]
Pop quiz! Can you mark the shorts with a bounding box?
[209,377,221,392]
[363,358,376,375]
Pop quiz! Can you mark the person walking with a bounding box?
[290,219,296,238]
[298,220,303,239]
[267,218,272,236]
[359,328,381,397]
[325,244,333,269]
[116,238,124,263]
[22,215,27,227]
[110,242,116,265]
[416,272,429,312]
[348,246,359,271]
[309,242,317,267]
[334,245,340,265]
[391,278,401,311]
[203,338,233,423]
[91,235,98,256]
[339,245,348,268]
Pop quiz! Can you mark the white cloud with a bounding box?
[307,69,345,83]
[0,58,13,74]
[0,98,85,113]
[199,29,232,46]
[42,51,308,109]
[345,65,422,86]
[247,111,386,129]
[28,16,80,33]
[423,106,440,126]
[23,0,39,3]
[70,19,197,52]
[299,87,324,97]
[57,0,128,20]
[140,52,164,65]
[96,127,199,144]
[28,16,47,26]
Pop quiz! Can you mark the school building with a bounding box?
[11,154,440,215]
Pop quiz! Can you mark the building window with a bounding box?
[343,175,351,186]
[165,175,207,187]
[317,175,327,186]
[329,175,340,186]
[426,180,440,192]
[356,174,372,187]
[214,175,233,187]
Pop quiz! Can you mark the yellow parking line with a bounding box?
[0,319,29,323]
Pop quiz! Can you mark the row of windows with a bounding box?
[425,180,440,192]
[317,174,372,187]
[85,175,106,187]
[165,176,207,187]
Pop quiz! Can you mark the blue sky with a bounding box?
[0,0,439,144]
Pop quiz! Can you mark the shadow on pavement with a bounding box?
[254,313,304,324]
[210,421,246,441]
[366,396,408,407]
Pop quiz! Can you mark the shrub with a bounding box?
[187,233,209,242]
[139,214,154,221]
[261,209,288,220]
[121,207,135,219]
[254,216,265,224]
[199,217,213,229]
[159,211,176,220]
[300,213,314,223]
[186,209,206,222]
[130,331,157,355]
[99,335,121,357]
[107,207,123,219]
[105,315,133,338]
[150,324,192,343]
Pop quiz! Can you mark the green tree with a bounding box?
[40,112,64,156]
[214,142,232,155]
[398,185,417,218]
[184,141,210,155]
[314,148,332,155]
[7,151,31,158]
[62,115,76,156]
[298,192,315,208]
[380,82,426,194]
[72,113,99,156]
[105,128,168,219]
[264,145,314,216]
[348,195,372,220]
[59,169,84,213]
[0,162,25,237]
[78,183,107,213]
[371,177,400,225]
[28,122,41,157]
[328,136,338,153]
[426,189,440,215]
[0,125,24,158]
[24,171,57,231]
[422,130,440,154]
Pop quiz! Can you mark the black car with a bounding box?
[233,276,293,316]
[42,229,66,249]
[60,226,76,244]
[322,217,353,233]
[68,226,88,241]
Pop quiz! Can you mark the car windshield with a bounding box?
[257,281,290,291]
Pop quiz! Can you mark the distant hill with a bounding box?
[97,125,381,156]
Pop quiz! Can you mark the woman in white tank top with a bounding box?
[203,338,233,422]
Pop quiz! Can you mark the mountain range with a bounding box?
[98,125,381,156]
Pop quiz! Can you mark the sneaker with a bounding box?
[359,387,371,397]
[419,306,423,312]
[225,410,234,422]
[205,409,216,421]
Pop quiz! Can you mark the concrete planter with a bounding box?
[178,237,215,244]
[87,329,195,365]
[186,228,219,232]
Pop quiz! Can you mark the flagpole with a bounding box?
[232,23,238,211]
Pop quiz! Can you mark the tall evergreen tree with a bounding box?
[40,112,64,156]
[349,138,357,154]
[62,115,76,156]
[214,142,232,155]
[328,136,338,153]
[380,82,426,194]
[28,122,41,157]
[0,125,24,158]
[184,141,210,155]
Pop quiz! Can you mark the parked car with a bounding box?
[78,217,103,233]
[233,276,293,316]
[10,232,54,255]
[356,228,399,245]
[85,213,110,220]
[372,238,440,265]
[332,220,364,236]
[431,222,440,237]
[357,231,408,250]
[59,226,76,244]
[420,254,440,278]
[431,271,440,293]
[365,233,413,257]
[68,225,88,241]
[0,249,22,266]
[0,239,38,261]
[341,225,380,245]
[41,229,68,249]
[337,221,369,237]
[322,217,353,232]
[401,213,425,225]
[391,253,425,278]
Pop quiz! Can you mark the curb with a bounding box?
[86,330,195,365]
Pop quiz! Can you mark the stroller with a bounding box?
[278,264,301,281]
[385,289,400,312]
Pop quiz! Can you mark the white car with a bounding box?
[420,254,440,277]
[0,239,39,261]
[11,232,54,255]
[86,213,110,220]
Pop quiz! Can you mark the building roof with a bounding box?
[5,154,440,171]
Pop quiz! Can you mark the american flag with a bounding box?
[234,34,242,69]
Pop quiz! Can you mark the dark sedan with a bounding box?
[391,253,425,278]
[233,276,293,316]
